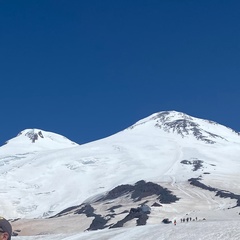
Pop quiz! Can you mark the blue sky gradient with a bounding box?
[1,0,239,145]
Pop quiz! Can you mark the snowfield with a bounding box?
[15,220,240,240]
[0,111,240,239]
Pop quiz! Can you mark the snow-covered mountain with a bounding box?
[1,129,78,154]
[0,111,240,238]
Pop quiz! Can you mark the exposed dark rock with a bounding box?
[11,218,20,222]
[53,204,113,231]
[140,200,149,205]
[110,208,149,228]
[49,205,81,218]
[120,210,129,214]
[130,111,230,143]
[152,111,227,144]
[188,178,240,207]
[38,131,44,138]
[152,202,162,207]
[12,232,19,237]
[216,191,240,207]
[107,205,122,213]
[162,119,218,144]
[87,215,108,231]
[100,185,134,200]
[136,213,148,226]
[130,207,141,213]
[99,180,179,204]
[181,159,204,171]
[188,177,217,192]
[52,180,179,231]
[130,205,151,214]
[74,204,111,231]
[25,130,44,143]
[12,229,21,237]
[181,160,192,165]
[75,204,94,216]
[132,180,159,201]
[131,180,179,203]
[162,218,172,224]
[110,211,139,228]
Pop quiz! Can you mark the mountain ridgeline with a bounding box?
[1,111,240,234]
[129,111,240,144]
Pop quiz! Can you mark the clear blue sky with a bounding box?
[1,0,239,145]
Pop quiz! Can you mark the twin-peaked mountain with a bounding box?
[0,111,240,233]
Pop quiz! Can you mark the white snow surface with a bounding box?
[15,220,240,240]
[1,129,78,154]
[0,111,240,239]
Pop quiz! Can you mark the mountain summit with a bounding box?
[1,128,78,154]
[128,111,239,144]
[0,111,240,232]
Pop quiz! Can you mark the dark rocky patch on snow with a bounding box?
[74,204,110,230]
[52,181,179,231]
[188,177,217,192]
[188,177,240,207]
[110,205,150,228]
[181,159,204,171]
[100,184,134,200]
[74,204,94,216]
[152,202,162,207]
[181,160,192,165]
[107,205,122,213]
[50,204,110,231]
[99,180,179,204]
[87,214,109,231]
[216,191,240,207]
[25,130,44,143]
[161,119,218,144]
[49,205,81,218]
[162,218,172,224]
[120,210,129,214]
[129,111,235,144]
[152,111,226,144]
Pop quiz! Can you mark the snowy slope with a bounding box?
[0,129,78,153]
[0,129,79,218]
[0,111,240,238]
[15,220,240,240]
